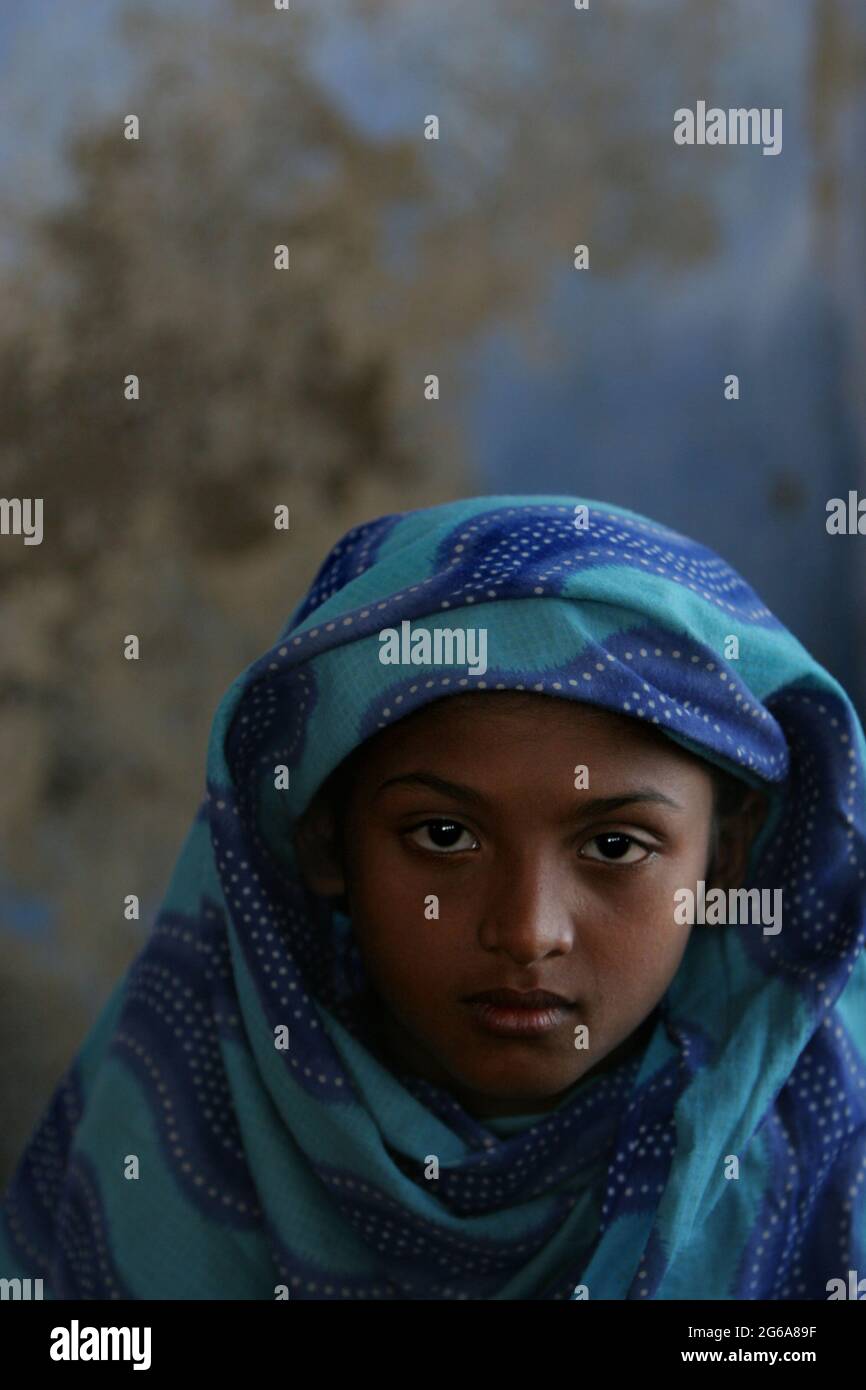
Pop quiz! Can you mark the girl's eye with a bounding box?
[580,833,652,864]
[406,819,479,854]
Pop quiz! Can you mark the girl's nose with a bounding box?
[476,853,574,964]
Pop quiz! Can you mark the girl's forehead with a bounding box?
[350,690,708,776]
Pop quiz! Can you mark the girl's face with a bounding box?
[297,692,760,1119]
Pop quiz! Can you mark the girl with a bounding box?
[2,494,865,1299]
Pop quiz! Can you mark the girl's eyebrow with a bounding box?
[374,772,487,805]
[374,772,684,815]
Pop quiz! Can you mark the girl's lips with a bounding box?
[464,1000,570,1038]
[464,989,572,1008]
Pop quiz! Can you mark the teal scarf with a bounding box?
[3,495,865,1299]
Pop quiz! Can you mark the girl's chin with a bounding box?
[439,1064,585,1118]
[451,1084,578,1120]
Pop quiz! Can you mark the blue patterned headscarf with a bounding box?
[3,495,866,1300]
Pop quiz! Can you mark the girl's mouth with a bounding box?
[463,989,574,1038]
